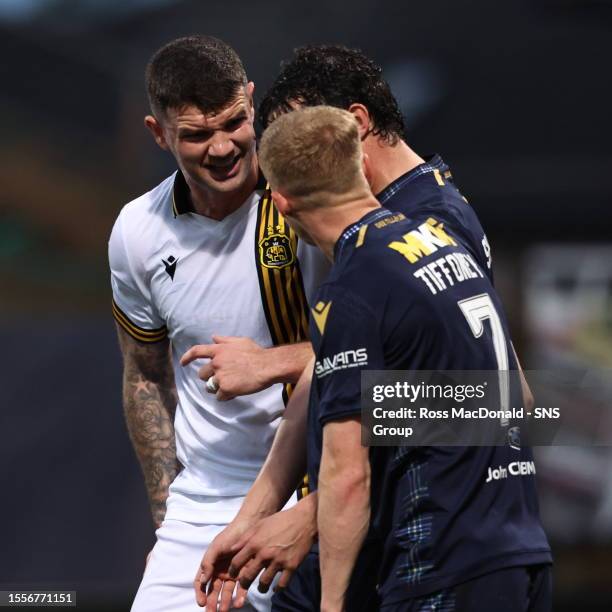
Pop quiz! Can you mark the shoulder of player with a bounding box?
[343,214,465,286]
[332,235,396,300]
[411,185,483,242]
[345,213,422,259]
[313,274,379,334]
[119,172,175,224]
[110,173,176,255]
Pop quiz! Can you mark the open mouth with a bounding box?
[205,154,241,180]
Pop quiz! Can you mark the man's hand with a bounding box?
[230,494,317,594]
[181,338,313,401]
[194,517,254,610]
[181,336,269,401]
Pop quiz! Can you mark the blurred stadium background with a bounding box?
[0,0,611,610]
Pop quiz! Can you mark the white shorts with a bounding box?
[131,519,274,612]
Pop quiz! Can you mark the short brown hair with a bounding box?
[259,106,363,206]
[146,35,247,117]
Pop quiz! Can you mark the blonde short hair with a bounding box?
[259,105,363,206]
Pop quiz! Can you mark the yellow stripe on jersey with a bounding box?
[433,168,445,186]
[355,224,368,248]
[255,186,311,497]
[257,192,286,344]
[112,300,168,343]
[255,186,310,355]
[299,474,309,499]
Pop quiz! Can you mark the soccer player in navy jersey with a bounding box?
[256,106,552,611]
[195,47,537,611]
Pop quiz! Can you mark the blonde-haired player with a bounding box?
[203,106,551,612]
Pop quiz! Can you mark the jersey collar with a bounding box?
[172,169,269,218]
[171,171,193,217]
[376,154,448,206]
[334,207,394,262]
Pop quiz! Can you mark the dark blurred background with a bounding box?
[1,0,611,610]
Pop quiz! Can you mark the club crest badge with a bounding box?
[259,233,295,270]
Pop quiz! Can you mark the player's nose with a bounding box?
[207,135,234,159]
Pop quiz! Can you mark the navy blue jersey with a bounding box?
[307,207,551,605]
[377,154,494,285]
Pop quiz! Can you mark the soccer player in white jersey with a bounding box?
[108,35,327,612]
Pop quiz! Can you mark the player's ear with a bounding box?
[362,153,373,188]
[347,103,372,140]
[246,81,255,103]
[144,115,169,151]
[246,81,255,116]
[271,190,292,216]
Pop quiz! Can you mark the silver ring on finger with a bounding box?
[206,376,219,393]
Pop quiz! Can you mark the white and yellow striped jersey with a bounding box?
[109,171,328,522]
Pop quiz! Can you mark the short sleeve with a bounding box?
[313,288,385,426]
[108,212,167,343]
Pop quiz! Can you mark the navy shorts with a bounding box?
[272,559,552,612]
[382,564,552,611]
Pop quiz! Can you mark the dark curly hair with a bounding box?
[146,35,247,117]
[259,45,405,145]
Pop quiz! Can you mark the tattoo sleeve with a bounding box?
[116,324,180,528]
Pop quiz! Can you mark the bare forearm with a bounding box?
[318,472,370,612]
[238,359,313,519]
[237,426,306,520]
[123,371,179,527]
[263,341,313,386]
[319,419,371,612]
[117,326,179,527]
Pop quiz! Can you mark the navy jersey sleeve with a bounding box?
[313,287,386,426]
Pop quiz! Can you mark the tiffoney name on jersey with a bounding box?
[315,348,368,379]
[388,216,485,295]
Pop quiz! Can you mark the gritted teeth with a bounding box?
[207,154,240,170]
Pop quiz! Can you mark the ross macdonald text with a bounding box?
[373,407,526,420]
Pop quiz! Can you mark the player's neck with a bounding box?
[186,156,259,220]
[364,137,425,196]
[307,196,381,262]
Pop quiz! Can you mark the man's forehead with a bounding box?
[168,93,249,127]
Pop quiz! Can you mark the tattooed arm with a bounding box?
[116,324,180,528]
